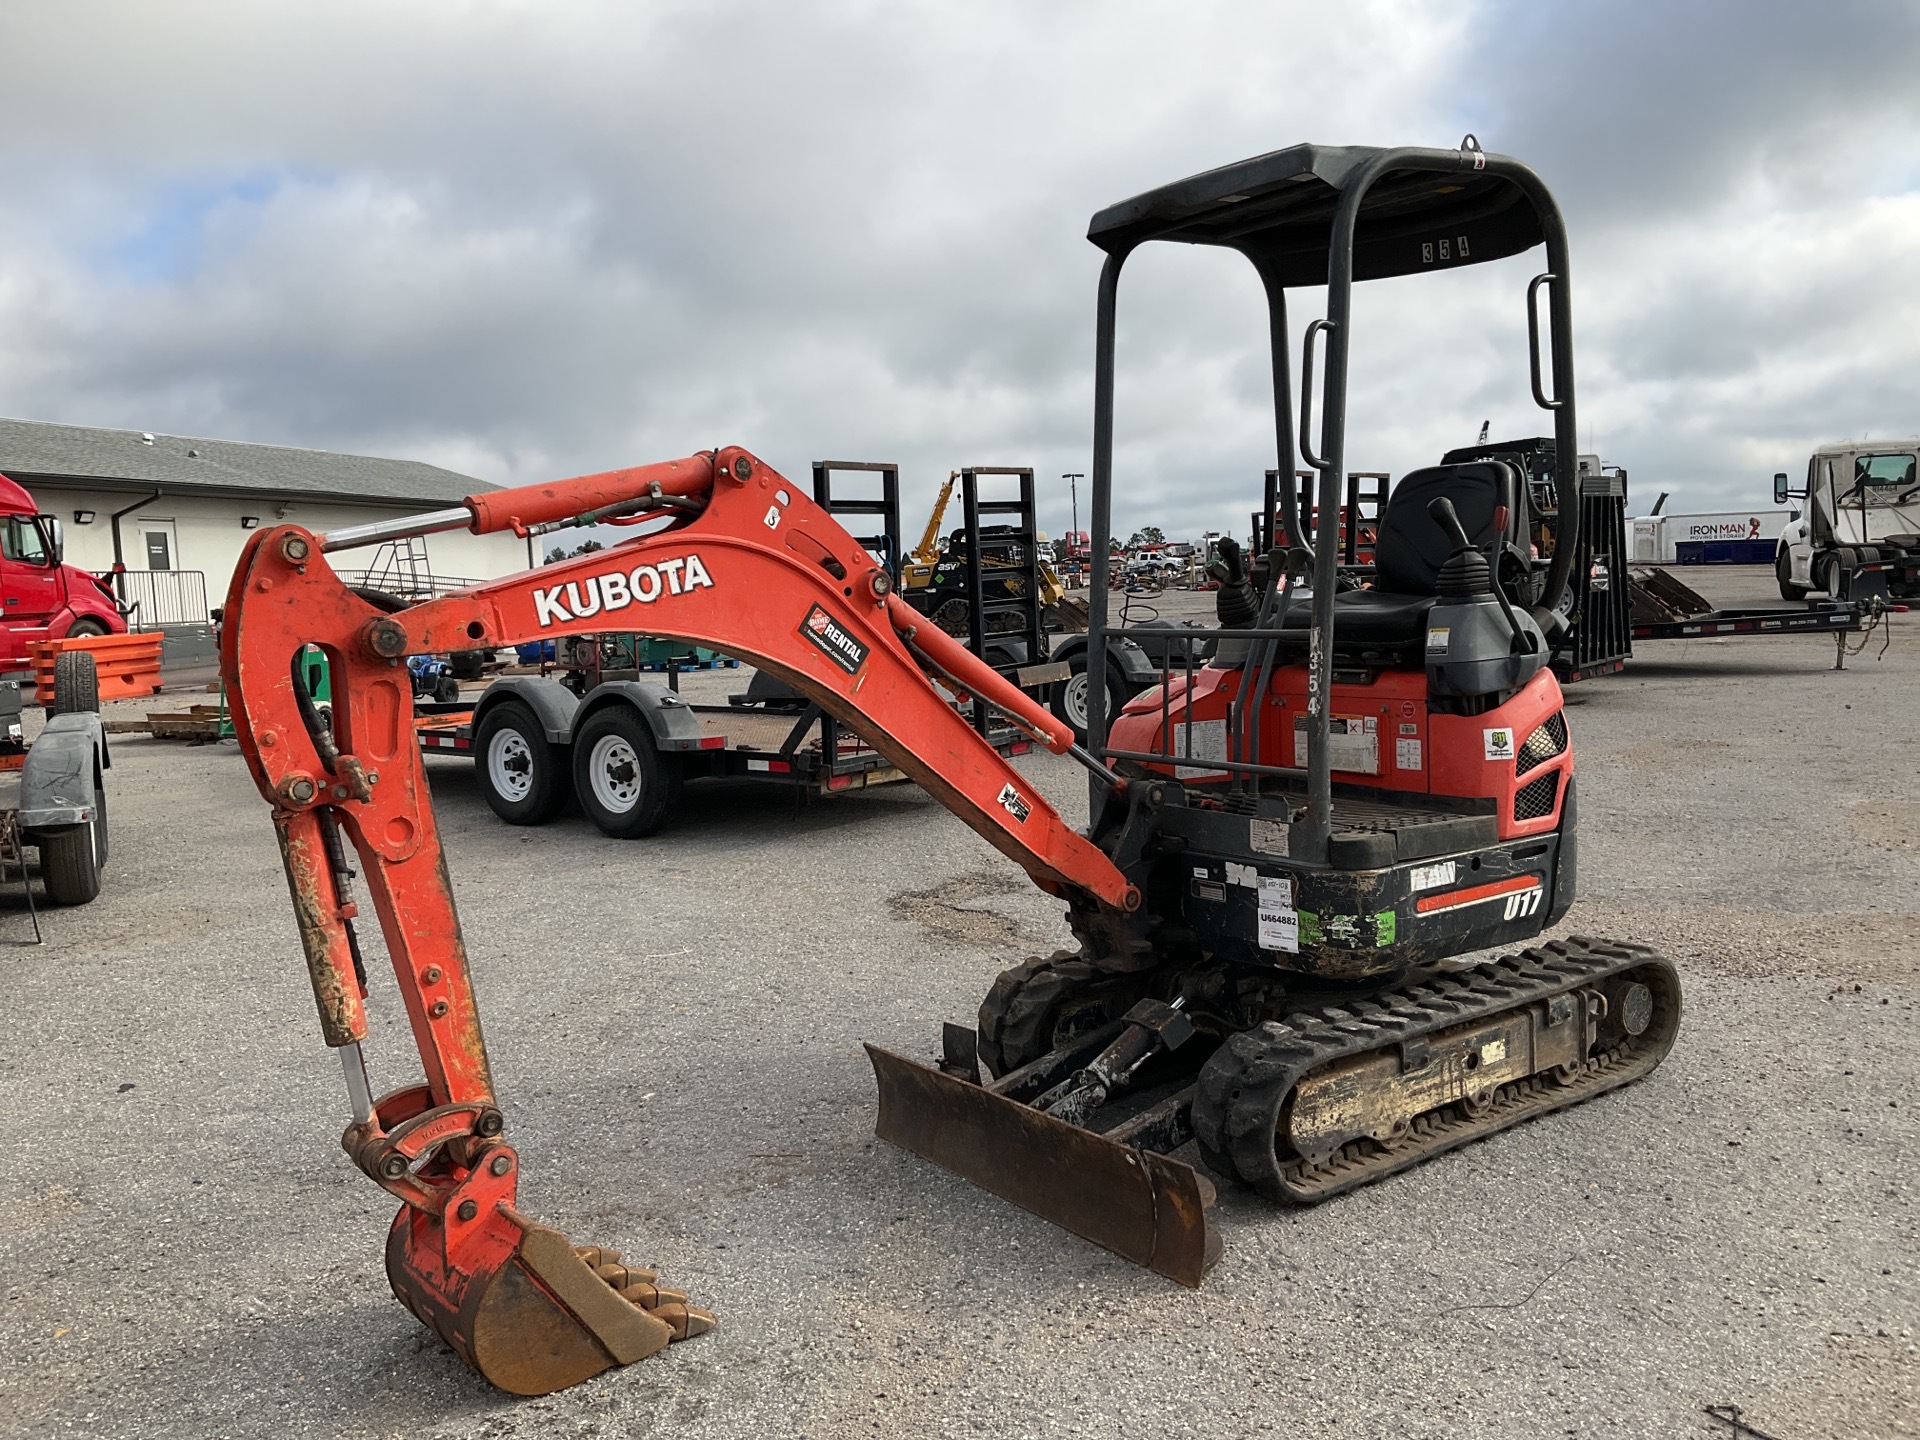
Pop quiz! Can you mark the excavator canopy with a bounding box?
[1086,140,1546,284]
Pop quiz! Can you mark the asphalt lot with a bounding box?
[1,567,1914,1439]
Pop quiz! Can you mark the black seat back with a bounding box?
[1373,463,1513,596]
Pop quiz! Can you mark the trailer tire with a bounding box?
[38,767,105,908]
[1775,548,1808,601]
[49,651,100,716]
[475,700,567,825]
[40,826,100,905]
[571,706,681,839]
[1049,652,1129,748]
[1816,552,1847,599]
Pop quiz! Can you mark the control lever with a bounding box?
[1428,497,1538,655]
[1208,535,1259,629]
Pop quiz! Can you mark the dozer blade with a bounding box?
[866,1044,1220,1287]
[386,1204,714,1396]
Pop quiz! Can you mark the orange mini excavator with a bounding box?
[224,140,1679,1397]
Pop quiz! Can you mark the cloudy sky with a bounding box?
[2,0,1917,543]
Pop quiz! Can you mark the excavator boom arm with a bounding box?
[219,447,1135,1394]
[909,472,958,568]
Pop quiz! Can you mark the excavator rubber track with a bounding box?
[1192,935,1682,1203]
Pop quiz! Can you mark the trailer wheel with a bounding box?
[1049,652,1129,747]
[571,707,681,839]
[49,651,100,716]
[474,700,567,825]
[38,763,106,907]
[1775,548,1809,601]
[1816,552,1847,599]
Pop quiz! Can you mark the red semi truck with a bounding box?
[0,471,126,671]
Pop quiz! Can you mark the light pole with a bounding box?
[1062,472,1084,543]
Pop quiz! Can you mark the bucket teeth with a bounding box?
[607,1275,714,1341]
[391,1206,717,1397]
[615,1279,685,1309]
[593,1260,660,1289]
[654,1303,718,1341]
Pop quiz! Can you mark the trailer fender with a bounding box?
[574,681,709,753]
[19,712,106,831]
[471,676,579,745]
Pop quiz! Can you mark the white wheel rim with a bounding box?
[588,734,643,814]
[1062,672,1091,731]
[486,730,535,802]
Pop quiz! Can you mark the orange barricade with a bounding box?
[31,631,165,701]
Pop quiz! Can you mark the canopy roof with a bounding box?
[1087,142,1544,287]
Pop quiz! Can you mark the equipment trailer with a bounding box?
[899,464,1201,747]
[413,459,1037,836]
[415,637,1036,836]
[1445,436,1872,675]
[1629,564,1865,645]
[222,138,1678,1400]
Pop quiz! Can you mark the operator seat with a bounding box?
[1278,462,1520,651]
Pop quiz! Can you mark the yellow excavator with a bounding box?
[900,472,960,591]
[900,470,1085,633]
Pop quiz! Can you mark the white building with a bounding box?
[0,417,530,627]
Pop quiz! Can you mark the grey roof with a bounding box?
[0,417,498,506]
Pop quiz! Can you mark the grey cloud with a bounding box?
[1472,0,1920,217]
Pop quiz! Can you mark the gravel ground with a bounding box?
[0,567,1913,1439]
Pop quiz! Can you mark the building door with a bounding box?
[138,518,177,571]
[127,516,213,624]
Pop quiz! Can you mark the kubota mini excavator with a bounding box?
[223,138,1679,1397]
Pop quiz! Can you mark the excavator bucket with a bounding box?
[385,1204,714,1396]
[866,1044,1220,1287]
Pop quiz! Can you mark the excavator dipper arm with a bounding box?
[222,446,1136,1395]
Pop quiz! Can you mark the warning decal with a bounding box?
[1256,876,1298,954]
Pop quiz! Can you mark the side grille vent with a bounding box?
[1516,710,1569,777]
[1515,769,1561,823]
